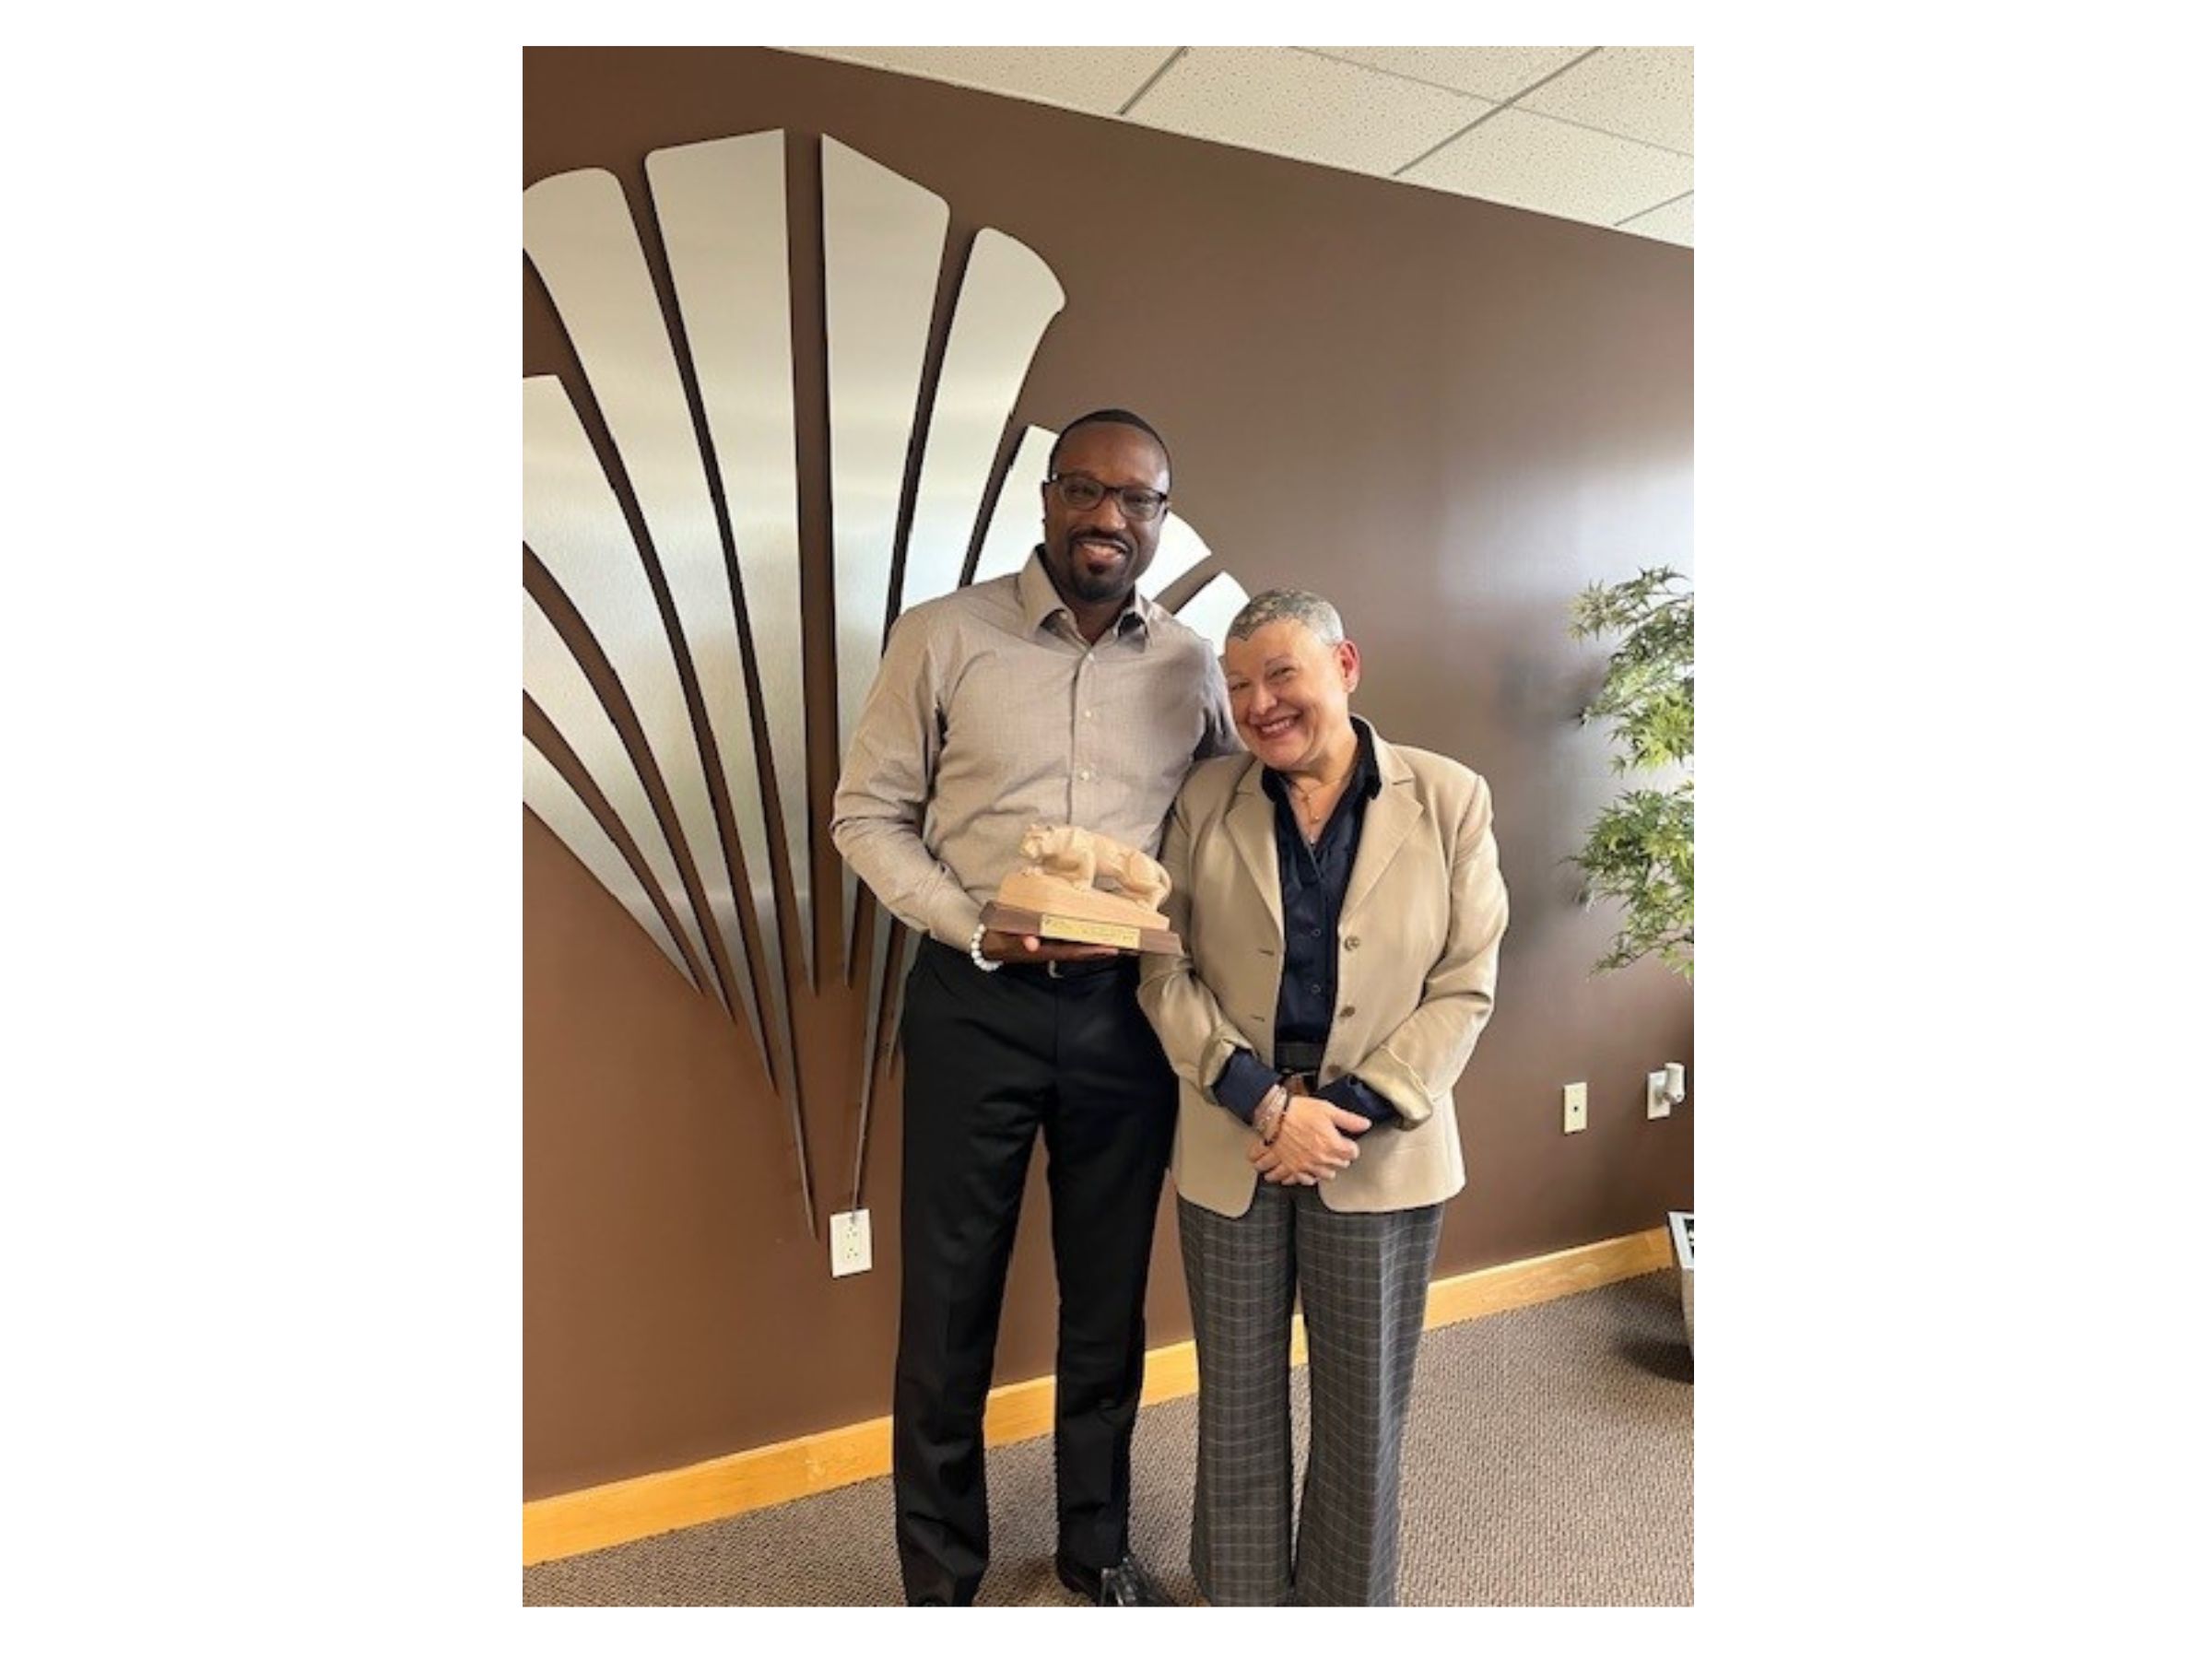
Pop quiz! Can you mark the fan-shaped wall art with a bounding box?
[524,131,1248,1247]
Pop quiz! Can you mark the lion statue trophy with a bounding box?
[979,824,1183,955]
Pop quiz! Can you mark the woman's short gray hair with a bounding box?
[1225,589,1345,646]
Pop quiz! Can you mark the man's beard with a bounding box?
[1059,535,1135,603]
[1067,564,1131,603]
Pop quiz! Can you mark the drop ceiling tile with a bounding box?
[786,47,1178,116]
[1620,193,1692,247]
[1518,45,1692,154]
[1403,109,1694,229]
[1132,45,1488,176]
[1303,46,1590,103]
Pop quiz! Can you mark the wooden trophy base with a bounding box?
[980,902,1183,955]
[982,869,1183,955]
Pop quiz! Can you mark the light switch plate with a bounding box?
[1563,1081,1588,1134]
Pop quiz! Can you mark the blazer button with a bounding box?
[1344,935,1361,950]
[1340,1005,1358,1018]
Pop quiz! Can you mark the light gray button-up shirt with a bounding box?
[831,552,1240,949]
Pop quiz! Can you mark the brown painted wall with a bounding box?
[524,46,1692,1500]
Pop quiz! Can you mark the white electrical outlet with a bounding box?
[1646,1070,1673,1119]
[1665,1062,1686,1099]
[830,1209,872,1277]
[1563,1081,1588,1134]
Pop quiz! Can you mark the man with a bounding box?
[831,410,1237,1607]
[1136,589,1509,1606]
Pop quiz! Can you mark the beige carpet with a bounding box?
[524,1269,1692,1606]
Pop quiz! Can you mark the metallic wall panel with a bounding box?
[646,132,816,986]
[1136,512,1214,600]
[1170,571,1253,654]
[524,739,700,994]
[848,907,901,1210]
[524,130,1228,1254]
[969,425,1057,585]
[848,913,923,1210]
[898,230,1065,614]
[524,594,719,1005]
[523,377,764,1056]
[822,138,948,961]
[524,171,793,1082]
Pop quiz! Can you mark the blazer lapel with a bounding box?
[1343,735,1424,924]
[1225,760,1284,937]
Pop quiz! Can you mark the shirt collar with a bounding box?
[1260,717,1383,804]
[1018,547,1157,643]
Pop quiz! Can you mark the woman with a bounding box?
[1137,588,1508,1606]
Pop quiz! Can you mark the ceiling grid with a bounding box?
[790,44,1694,247]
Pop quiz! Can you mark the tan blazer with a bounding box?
[1137,726,1509,1217]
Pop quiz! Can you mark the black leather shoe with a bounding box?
[1056,1551,1173,1606]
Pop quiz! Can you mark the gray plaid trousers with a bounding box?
[1178,1185,1443,1606]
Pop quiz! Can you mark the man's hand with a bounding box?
[1250,1096,1369,1185]
[977,928,1119,966]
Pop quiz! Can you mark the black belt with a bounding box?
[1275,1040,1326,1074]
[1001,954,1133,983]
[927,937,1133,984]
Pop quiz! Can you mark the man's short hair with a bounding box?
[1226,589,1347,646]
[1048,408,1172,480]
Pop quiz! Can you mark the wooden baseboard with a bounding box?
[523,1225,1671,1566]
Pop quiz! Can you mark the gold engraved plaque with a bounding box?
[1042,914,1144,950]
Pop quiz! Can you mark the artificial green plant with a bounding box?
[1569,567,1693,978]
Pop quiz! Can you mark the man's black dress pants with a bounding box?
[891,938,1179,1606]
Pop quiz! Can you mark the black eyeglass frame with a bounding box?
[1044,472,1172,523]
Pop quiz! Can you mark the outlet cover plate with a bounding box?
[830,1209,872,1277]
[1563,1081,1588,1134]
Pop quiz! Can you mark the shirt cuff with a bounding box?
[1211,1050,1278,1124]
[1317,1074,1400,1126]
[931,892,987,953]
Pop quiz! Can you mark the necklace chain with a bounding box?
[1288,770,1347,834]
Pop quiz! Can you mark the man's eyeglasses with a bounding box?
[1048,473,1170,523]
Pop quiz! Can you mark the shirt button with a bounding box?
[1077,768,1092,781]
[1309,982,1324,996]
